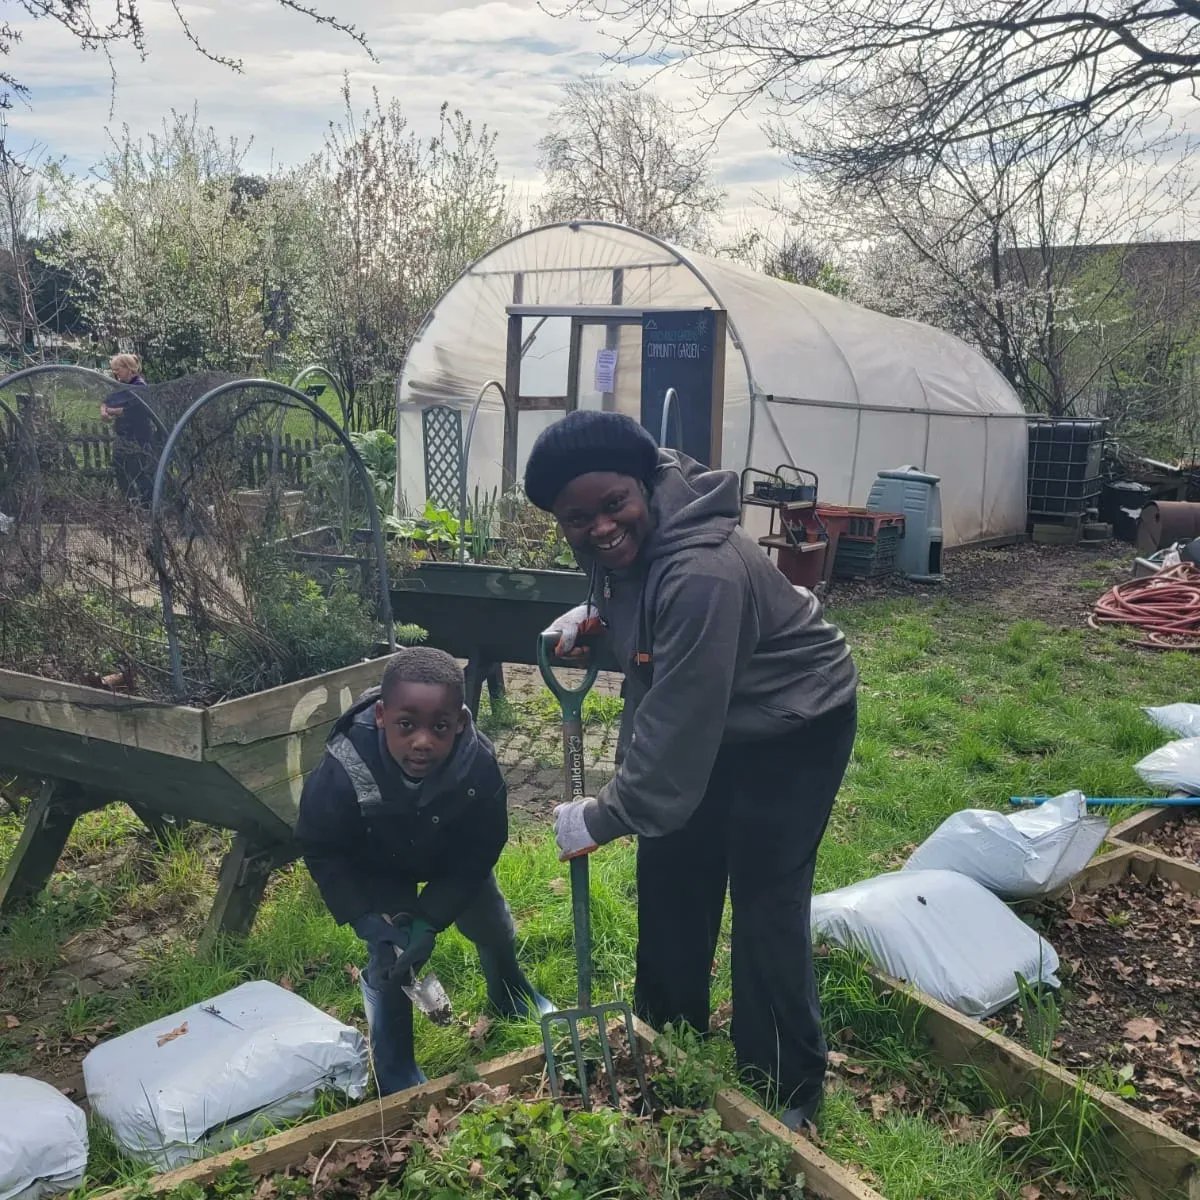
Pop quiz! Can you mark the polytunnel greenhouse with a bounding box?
[395,221,1028,546]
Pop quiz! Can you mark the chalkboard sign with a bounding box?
[640,309,726,465]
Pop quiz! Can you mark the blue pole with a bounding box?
[1009,796,1197,807]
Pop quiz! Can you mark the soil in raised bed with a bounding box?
[1130,813,1200,865]
[154,1034,808,1200]
[993,872,1200,1139]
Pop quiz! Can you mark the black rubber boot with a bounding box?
[476,943,554,1018]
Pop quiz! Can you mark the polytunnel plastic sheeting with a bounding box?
[396,222,1028,542]
[676,249,1022,416]
[755,400,1027,545]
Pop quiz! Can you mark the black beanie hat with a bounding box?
[523,410,659,511]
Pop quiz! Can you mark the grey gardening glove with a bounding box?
[543,604,604,658]
[554,797,600,861]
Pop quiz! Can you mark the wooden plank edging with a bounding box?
[204,657,394,748]
[98,1043,548,1198]
[0,667,205,759]
[714,1089,882,1200]
[98,1023,886,1200]
[1110,805,1184,845]
[625,1016,884,1200]
[870,846,1200,1200]
[1109,805,1200,880]
[1068,843,1200,896]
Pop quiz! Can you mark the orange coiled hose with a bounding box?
[1090,563,1200,650]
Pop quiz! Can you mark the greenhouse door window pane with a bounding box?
[518,316,571,403]
[574,321,642,419]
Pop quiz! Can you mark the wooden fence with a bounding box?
[59,425,317,487]
[240,433,314,488]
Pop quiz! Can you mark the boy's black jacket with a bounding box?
[295,687,507,930]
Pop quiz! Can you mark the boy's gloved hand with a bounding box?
[543,604,604,658]
[391,914,437,976]
[352,913,409,986]
[554,798,600,861]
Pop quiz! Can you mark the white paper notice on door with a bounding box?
[594,348,618,393]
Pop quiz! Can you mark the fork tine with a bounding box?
[567,1018,590,1111]
[541,1015,563,1098]
[595,1013,622,1107]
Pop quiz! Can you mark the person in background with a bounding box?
[524,409,858,1132]
[100,353,154,506]
[296,647,550,1095]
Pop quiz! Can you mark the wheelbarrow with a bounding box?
[536,632,650,1110]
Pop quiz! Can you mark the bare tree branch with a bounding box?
[556,0,1200,181]
[1,0,374,107]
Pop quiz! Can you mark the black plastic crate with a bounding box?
[752,480,817,503]
[834,527,901,578]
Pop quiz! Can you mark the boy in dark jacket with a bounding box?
[296,647,548,1094]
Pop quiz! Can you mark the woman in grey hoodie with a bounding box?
[524,409,858,1130]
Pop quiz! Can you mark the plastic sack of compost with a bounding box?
[1134,737,1200,795]
[0,1074,88,1200]
[811,869,1060,1018]
[1143,704,1200,740]
[902,791,1106,899]
[84,980,368,1169]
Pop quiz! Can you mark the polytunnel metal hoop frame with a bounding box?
[457,379,507,564]
[289,365,349,431]
[0,362,172,441]
[396,220,760,473]
[0,391,45,580]
[150,378,396,700]
[0,364,172,586]
[659,387,682,451]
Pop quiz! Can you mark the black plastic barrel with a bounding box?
[1101,480,1152,543]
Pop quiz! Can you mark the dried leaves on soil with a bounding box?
[1134,814,1200,865]
[174,1056,806,1200]
[994,873,1200,1138]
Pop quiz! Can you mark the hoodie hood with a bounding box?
[337,686,486,806]
[642,450,741,560]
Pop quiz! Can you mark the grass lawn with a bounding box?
[1,549,1197,1196]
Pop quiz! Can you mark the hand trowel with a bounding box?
[400,964,453,1025]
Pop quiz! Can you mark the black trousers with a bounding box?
[112,440,154,507]
[634,699,856,1108]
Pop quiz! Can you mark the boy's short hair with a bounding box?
[380,647,464,708]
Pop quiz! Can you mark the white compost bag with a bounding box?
[1143,704,1200,740]
[811,869,1060,1018]
[902,791,1107,899]
[84,980,368,1169]
[0,1074,88,1200]
[1134,737,1200,795]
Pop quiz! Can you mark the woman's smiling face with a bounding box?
[552,471,652,570]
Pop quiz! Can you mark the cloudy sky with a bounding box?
[4,0,787,235]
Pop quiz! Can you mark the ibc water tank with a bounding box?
[867,467,944,581]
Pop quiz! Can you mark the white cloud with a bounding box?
[2,0,786,236]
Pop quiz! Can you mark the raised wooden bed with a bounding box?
[0,656,391,946]
[1110,803,1200,870]
[870,848,1200,1200]
[390,561,593,710]
[102,1019,880,1200]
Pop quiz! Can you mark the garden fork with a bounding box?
[537,632,649,1111]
